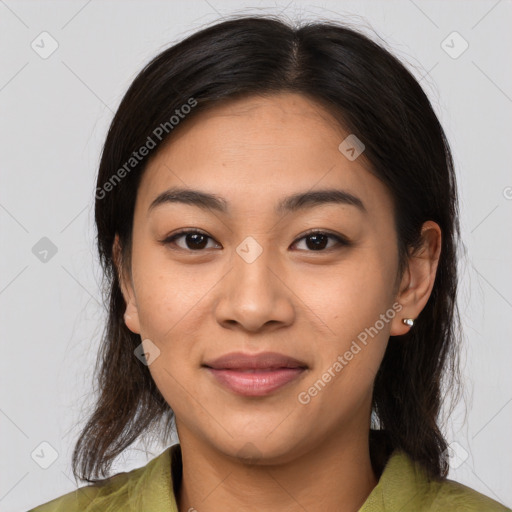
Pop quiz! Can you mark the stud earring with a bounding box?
[402,318,414,327]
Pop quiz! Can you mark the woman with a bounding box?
[30,14,510,512]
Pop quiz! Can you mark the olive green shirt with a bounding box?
[29,443,510,511]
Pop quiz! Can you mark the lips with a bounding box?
[202,351,308,370]
[202,351,308,397]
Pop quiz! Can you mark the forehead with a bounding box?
[137,93,394,220]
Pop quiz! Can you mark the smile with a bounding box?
[205,367,306,397]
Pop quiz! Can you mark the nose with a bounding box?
[214,241,295,333]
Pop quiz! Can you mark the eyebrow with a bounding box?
[148,186,367,216]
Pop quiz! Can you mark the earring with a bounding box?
[402,318,414,327]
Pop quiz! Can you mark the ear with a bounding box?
[390,221,442,336]
[113,234,141,335]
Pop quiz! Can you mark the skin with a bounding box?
[115,92,441,512]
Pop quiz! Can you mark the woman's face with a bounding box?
[120,92,409,462]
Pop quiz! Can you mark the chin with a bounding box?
[209,429,306,466]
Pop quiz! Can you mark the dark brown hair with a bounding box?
[73,14,462,482]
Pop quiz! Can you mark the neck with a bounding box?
[176,431,378,512]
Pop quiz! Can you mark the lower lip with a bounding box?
[206,367,306,396]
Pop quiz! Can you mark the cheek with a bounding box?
[131,243,216,341]
[299,250,397,389]
[132,258,207,411]
[302,250,396,338]
[129,247,223,408]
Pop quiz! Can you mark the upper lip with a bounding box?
[203,351,308,370]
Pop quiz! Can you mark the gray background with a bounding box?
[1,0,511,510]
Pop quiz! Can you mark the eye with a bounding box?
[161,229,350,252]
[162,230,220,251]
[291,230,350,252]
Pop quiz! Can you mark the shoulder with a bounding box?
[27,446,176,512]
[425,477,511,511]
[28,467,142,512]
[370,450,511,512]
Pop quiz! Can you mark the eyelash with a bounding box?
[160,229,351,253]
